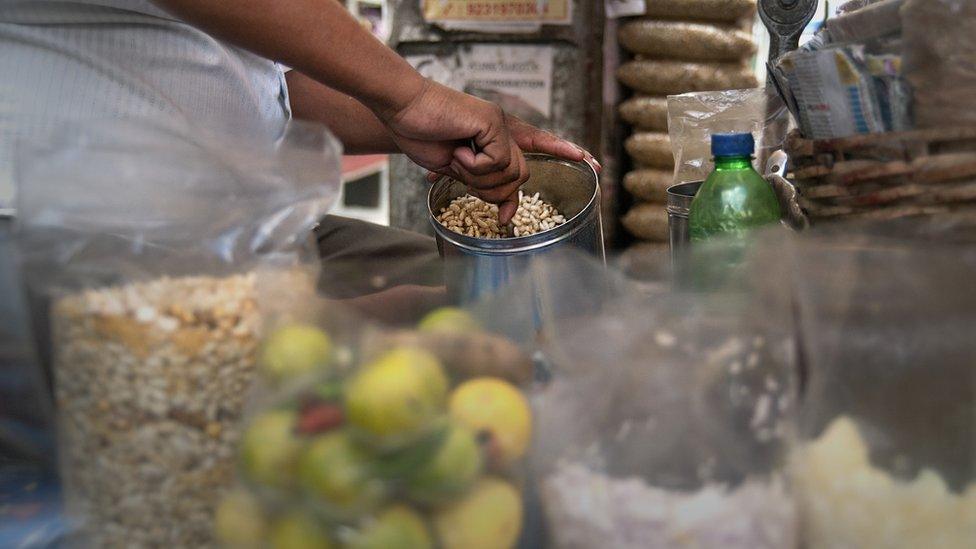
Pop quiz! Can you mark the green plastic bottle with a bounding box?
[689,133,781,241]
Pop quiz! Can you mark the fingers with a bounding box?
[507,115,601,172]
[449,137,527,194]
[454,109,512,176]
[496,147,528,224]
[579,147,603,174]
[497,198,519,226]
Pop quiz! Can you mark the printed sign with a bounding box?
[408,44,554,125]
[421,0,571,30]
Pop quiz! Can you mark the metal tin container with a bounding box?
[666,181,702,265]
[428,154,604,306]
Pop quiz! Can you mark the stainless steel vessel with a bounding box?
[666,180,703,267]
[428,154,604,306]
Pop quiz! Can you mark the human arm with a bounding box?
[153,0,589,222]
[285,71,397,155]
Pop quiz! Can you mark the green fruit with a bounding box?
[262,324,334,382]
[433,478,522,549]
[344,348,449,450]
[406,424,482,504]
[240,410,304,489]
[371,427,448,481]
[418,307,481,333]
[214,490,267,548]
[268,511,335,549]
[345,505,433,549]
[297,432,387,518]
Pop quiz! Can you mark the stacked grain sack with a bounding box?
[616,0,758,246]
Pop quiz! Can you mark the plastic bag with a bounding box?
[14,118,342,548]
[640,0,756,23]
[783,219,976,547]
[624,132,674,169]
[214,266,538,549]
[618,95,669,132]
[621,203,669,242]
[617,60,758,96]
[622,168,673,203]
[667,88,791,185]
[618,20,756,62]
[903,0,976,129]
[531,245,798,549]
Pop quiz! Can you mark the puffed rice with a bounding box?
[51,273,262,548]
[436,191,567,239]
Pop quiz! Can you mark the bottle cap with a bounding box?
[711,133,755,158]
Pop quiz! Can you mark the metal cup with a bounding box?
[427,154,605,307]
[666,181,703,267]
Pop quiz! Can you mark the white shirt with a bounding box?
[0,0,293,213]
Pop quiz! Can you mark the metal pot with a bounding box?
[666,180,703,267]
[427,153,604,306]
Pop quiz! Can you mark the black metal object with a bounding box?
[759,0,819,63]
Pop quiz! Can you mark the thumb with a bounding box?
[497,194,518,226]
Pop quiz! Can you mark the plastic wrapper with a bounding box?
[621,203,669,242]
[530,242,798,549]
[617,60,758,96]
[825,0,903,45]
[783,219,976,547]
[667,88,790,186]
[771,45,907,139]
[619,20,756,62]
[14,119,342,548]
[640,0,756,23]
[624,132,674,169]
[618,95,669,132]
[623,168,673,204]
[215,269,538,549]
[903,0,976,129]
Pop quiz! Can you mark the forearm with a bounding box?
[286,72,398,154]
[153,0,424,117]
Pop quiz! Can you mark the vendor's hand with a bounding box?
[380,79,531,224]
[422,114,601,206]
[505,114,601,174]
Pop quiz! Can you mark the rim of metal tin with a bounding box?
[427,153,600,255]
[666,181,703,217]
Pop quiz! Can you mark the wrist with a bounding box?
[367,71,428,123]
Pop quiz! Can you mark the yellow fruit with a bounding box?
[268,511,335,549]
[297,431,387,518]
[240,410,304,489]
[418,307,481,334]
[345,505,433,549]
[261,324,334,382]
[214,490,267,548]
[449,378,531,466]
[345,348,448,450]
[433,478,522,549]
[405,424,483,504]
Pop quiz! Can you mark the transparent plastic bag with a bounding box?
[526,243,798,548]
[784,219,976,547]
[14,118,342,548]
[215,264,538,549]
[667,88,791,186]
